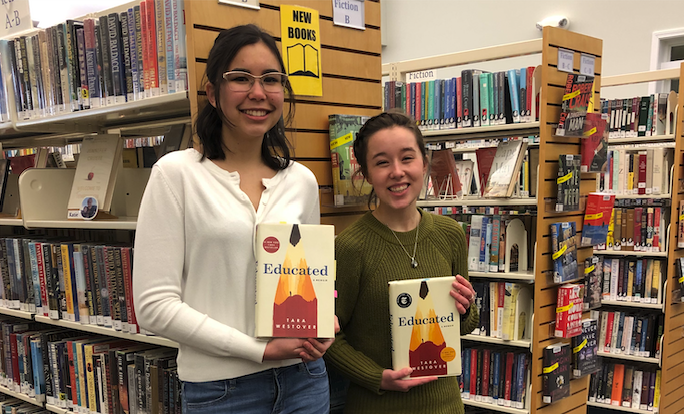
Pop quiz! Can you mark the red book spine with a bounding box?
[36,243,49,316]
[456,77,462,126]
[146,0,159,92]
[555,286,569,337]
[9,333,20,387]
[504,352,514,402]
[653,208,661,251]
[121,247,138,333]
[68,341,78,406]
[481,349,490,398]
[526,67,534,118]
[605,312,615,351]
[470,349,477,397]
[638,152,647,195]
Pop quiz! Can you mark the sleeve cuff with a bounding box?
[228,331,269,363]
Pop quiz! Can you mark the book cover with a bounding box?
[430,149,461,198]
[556,73,594,137]
[542,343,571,403]
[555,284,583,338]
[581,112,608,173]
[328,114,372,207]
[581,193,616,247]
[474,147,497,196]
[67,135,123,218]
[583,256,602,311]
[388,277,461,378]
[551,222,579,283]
[572,318,598,378]
[556,154,581,212]
[483,140,528,198]
[255,223,335,338]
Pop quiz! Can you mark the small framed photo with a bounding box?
[80,197,98,220]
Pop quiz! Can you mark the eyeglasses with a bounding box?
[221,71,288,93]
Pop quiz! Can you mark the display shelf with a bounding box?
[593,250,668,258]
[462,399,529,414]
[469,270,535,282]
[417,198,538,208]
[598,350,659,364]
[34,315,178,348]
[450,141,539,154]
[22,217,138,231]
[586,400,654,414]
[0,307,35,320]
[607,135,675,145]
[0,218,23,226]
[462,334,532,349]
[600,299,663,310]
[0,385,43,407]
[614,193,671,200]
[421,122,540,142]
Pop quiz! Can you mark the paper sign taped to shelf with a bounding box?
[580,54,595,76]
[218,0,260,10]
[558,49,574,73]
[0,0,31,38]
[407,70,437,83]
[280,5,323,96]
[332,0,365,30]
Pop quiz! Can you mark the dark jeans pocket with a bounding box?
[303,359,328,378]
[183,379,230,408]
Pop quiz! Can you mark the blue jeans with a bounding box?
[182,359,330,413]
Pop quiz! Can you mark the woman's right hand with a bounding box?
[263,338,308,361]
[380,368,438,392]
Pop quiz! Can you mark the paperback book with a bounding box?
[483,140,528,198]
[430,149,462,199]
[581,193,616,247]
[389,277,461,378]
[556,73,594,137]
[555,284,583,338]
[551,222,579,283]
[255,223,335,338]
[580,112,608,173]
[583,256,602,311]
[542,343,571,403]
[329,114,371,207]
[556,154,581,212]
[572,318,599,378]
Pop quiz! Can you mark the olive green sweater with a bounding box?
[325,210,479,414]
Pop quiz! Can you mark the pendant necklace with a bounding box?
[387,220,420,268]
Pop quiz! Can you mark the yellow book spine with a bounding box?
[654,369,661,408]
[77,343,88,411]
[85,345,97,413]
[61,245,75,319]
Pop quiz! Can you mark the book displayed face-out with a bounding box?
[255,223,335,339]
[389,276,461,378]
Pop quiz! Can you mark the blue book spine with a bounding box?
[635,260,643,300]
[479,216,490,271]
[164,0,176,94]
[616,312,625,352]
[507,69,521,123]
[28,243,41,312]
[515,353,527,406]
[31,339,45,397]
[640,316,649,355]
[463,348,471,396]
[127,8,140,100]
[492,352,500,401]
[519,68,527,120]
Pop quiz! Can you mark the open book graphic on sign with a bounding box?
[286,43,320,78]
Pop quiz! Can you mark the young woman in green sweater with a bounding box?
[325,112,479,414]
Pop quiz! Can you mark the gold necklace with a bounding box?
[387,220,420,268]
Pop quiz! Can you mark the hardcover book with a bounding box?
[583,256,602,311]
[483,140,528,198]
[255,223,335,339]
[388,277,461,378]
[572,318,598,378]
[430,149,462,199]
[581,112,608,173]
[551,222,579,283]
[556,154,581,212]
[67,135,123,219]
[555,284,583,338]
[581,193,616,247]
[556,73,594,137]
[542,343,571,403]
[328,114,371,207]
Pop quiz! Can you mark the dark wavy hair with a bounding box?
[195,24,295,170]
[353,111,428,209]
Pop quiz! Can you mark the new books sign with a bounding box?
[280,5,323,96]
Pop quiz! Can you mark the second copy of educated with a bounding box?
[255,223,335,339]
[389,277,461,378]
[329,114,371,207]
[67,135,123,219]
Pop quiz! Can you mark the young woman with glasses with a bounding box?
[133,24,333,413]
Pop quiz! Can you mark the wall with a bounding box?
[382,0,684,98]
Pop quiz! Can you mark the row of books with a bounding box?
[0,238,146,336]
[0,0,187,122]
[466,216,529,274]
[588,363,661,411]
[424,206,536,217]
[599,257,663,304]
[596,146,672,196]
[458,347,529,409]
[598,310,663,359]
[383,66,539,131]
[602,93,676,139]
[470,282,531,341]
[0,319,180,413]
[601,207,667,253]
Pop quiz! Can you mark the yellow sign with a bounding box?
[280,5,323,96]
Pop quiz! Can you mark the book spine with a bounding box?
[108,13,126,104]
[76,27,90,110]
[98,16,113,105]
[120,11,134,102]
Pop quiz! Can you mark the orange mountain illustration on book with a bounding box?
[273,224,318,337]
[409,281,447,377]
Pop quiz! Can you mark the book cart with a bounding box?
[583,65,683,414]
[383,27,602,414]
[0,0,382,412]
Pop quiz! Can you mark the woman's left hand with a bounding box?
[450,274,475,315]
[299,316,339,362]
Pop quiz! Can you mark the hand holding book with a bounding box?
[450,274,476,315]
[380,367,438,392]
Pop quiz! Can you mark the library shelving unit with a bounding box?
[382,26,602,414]
[0,0,382,410]
[588,64,684,414]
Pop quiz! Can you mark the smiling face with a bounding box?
[206,41,285,144]
[365,126,427,215]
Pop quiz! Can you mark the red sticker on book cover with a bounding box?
[263,237,280,253]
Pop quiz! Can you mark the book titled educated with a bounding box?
[255,223,335,339]
[389,276,461,378]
